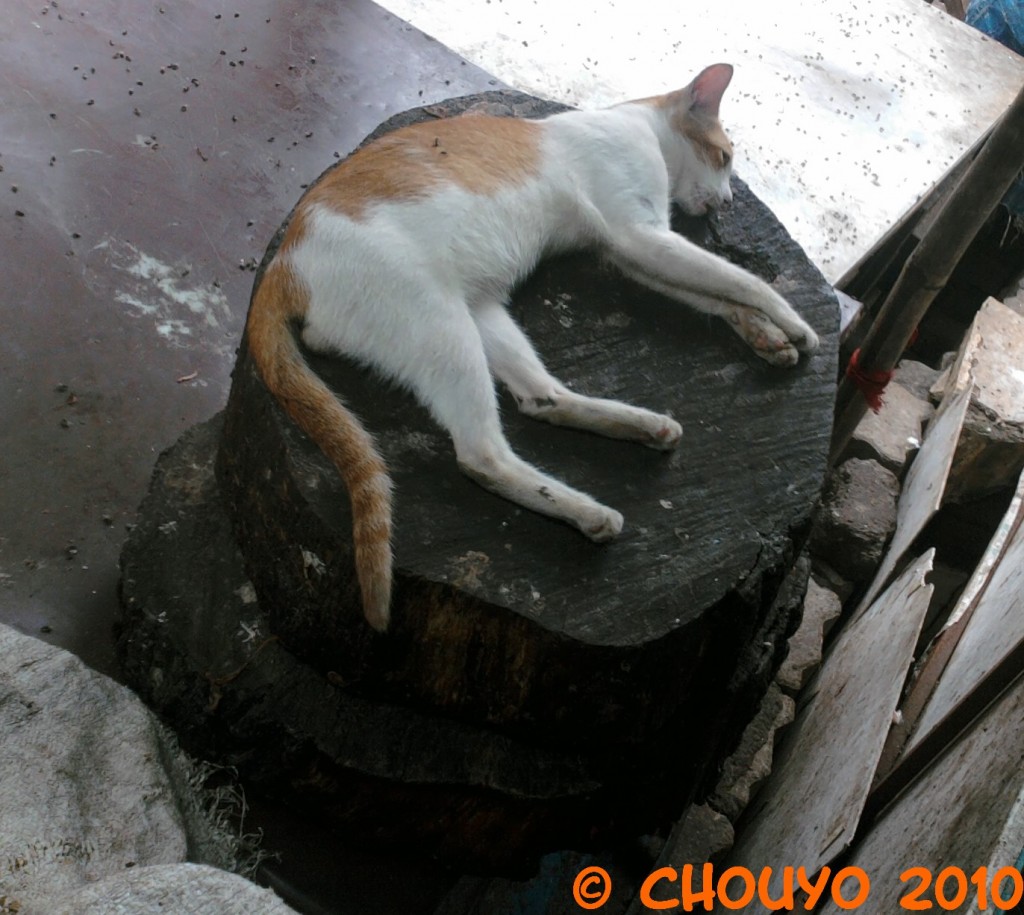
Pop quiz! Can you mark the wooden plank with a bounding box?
[875,471,1024,781]
[819,673,1024,915]
[939,298,1024,502]
[725,551,934,912]
[868,636,1024,821]
[907,472,1024,750]
[942,298,1024,424]
[856,385,971,615]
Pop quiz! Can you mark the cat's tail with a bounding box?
[244,259,394,632]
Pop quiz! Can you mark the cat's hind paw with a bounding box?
[645,416,683,451]
[580,505,624,542]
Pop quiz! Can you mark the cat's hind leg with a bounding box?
[473,301,682,450]
[363,296,625,541]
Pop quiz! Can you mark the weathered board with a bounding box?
[908,470,1024,750]
[877,471,1024,777]
[726,551,934,913]
[216,91,838,756]
[377,0,1024,284]
[856,385,971,614]
[818,673,1024,915]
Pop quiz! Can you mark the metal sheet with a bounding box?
[378,0,1024,282]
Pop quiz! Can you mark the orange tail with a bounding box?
[245,260,393,631]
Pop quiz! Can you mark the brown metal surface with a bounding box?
[0,0,499,676]
[0,4,500,911]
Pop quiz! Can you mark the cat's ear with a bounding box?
[688,64,734,118]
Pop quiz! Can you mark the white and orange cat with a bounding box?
[245,63,819,632]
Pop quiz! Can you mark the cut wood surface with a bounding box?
[216,91,839,750]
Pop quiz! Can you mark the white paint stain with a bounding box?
[103,238,231,350]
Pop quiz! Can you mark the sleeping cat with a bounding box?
[244,63,819,632]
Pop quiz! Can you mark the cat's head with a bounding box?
[662,64,735,216]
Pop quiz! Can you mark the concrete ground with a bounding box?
[377,0,1024,284]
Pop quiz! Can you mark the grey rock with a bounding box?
[0,624,288,915]
[623,804,734,915]
[660,803,734,868]
[894,359,942,403]
[848,381,934,477]
[709,683,795,822]
[810,458,900,582]
[42,864,295,915]
[776,578,843,694]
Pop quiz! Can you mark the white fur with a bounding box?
[286,67,819,541]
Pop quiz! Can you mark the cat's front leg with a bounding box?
[727,304,801,367]
[607,225,819,361]
[677,291,804,367]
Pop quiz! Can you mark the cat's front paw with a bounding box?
[793,323,819,354]
[580,505,624,542]
[759,340,799,368]
[731,307,800,367]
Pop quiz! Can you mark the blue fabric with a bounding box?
[967,0,1024,218]
[1003,173,1024,219]
[967,0,1024,55]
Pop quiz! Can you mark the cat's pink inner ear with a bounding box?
[690,63,734,117]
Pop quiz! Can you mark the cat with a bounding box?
[244,63,819,633]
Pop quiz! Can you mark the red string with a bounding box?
[846,348,894,413]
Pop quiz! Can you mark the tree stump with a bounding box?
[121,91,837,870]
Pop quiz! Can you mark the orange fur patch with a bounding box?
[246,261,395,630]
[680,117,732,170]
[634,90,733,170]
[294,115,543,223]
